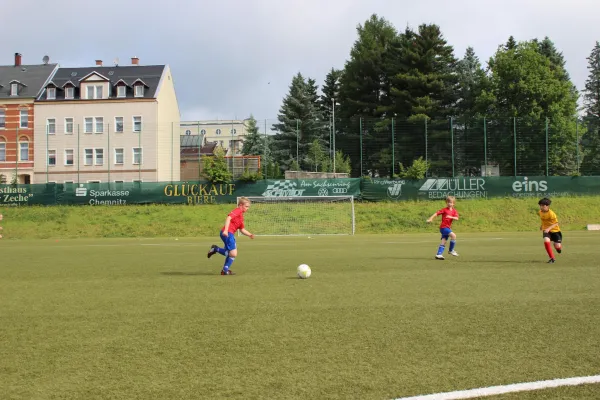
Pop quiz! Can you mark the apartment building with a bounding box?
[33,57,180,184]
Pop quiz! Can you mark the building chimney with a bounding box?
[95,60,103,66]
[14,53,22,67]
[131,56,139,65]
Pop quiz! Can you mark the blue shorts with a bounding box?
[440,228,453,240]
[220,231,237,251]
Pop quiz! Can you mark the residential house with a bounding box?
[0,53,58,184]
[180,120,248,156]
[34,57,180,184]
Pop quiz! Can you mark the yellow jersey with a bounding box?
[539,209,560,233]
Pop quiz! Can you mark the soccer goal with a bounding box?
[239,196,355,236]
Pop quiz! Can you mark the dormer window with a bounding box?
[47,87,56,100]
[65,87,74,99]
[117,85,126,97]
[85,85,103,99]
[10,83,18,96]
[134,84,144,97]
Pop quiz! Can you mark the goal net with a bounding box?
[239,196,355,236]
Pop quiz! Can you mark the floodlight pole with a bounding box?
[332,98,336,174]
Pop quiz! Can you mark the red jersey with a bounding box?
[223,207,245,233]
[435,207,459,229]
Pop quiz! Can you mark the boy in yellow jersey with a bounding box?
[538,198,562,263]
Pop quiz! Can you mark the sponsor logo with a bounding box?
[75,185,87,196]
[318,188,329,196]
[332,187,348,194]
[418,178,487,199]
[387,182,403,199]
[75,184,130,205]
[511,177,548,196]
[262,181,306,197]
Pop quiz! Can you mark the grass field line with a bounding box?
[392,374,600,400]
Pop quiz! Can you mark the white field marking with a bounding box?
[392,374,600,400]
[382,238,504,244]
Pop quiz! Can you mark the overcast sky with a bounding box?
[2,0,599,123]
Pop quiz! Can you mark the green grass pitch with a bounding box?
[1,232,599,399]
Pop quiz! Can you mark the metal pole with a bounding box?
[450,117,455,177]
[77,124,80,184]
[15,127,18,183]
[513,117,517,177]
[46,124,49,182]
[107,122,110,184]
[483,117,487,171]
[198,122,201,180]
[545,118,549,176]
[425,118,428,177]
[264,119,268,177]
[359,117,363,177]
[576,119,580,173]
[138,124,141,182]
[391,118,395,177]
[332,98,336,174]
[296,119,299,168]
[171,122,174,183]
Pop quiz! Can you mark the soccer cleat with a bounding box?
[449,250,459,257]
[556,248,562,254]
[547,258,556,264]
[435,254,445,260]
[220,270,235,275]
[207,245,218,259]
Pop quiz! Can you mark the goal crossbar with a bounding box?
[238,196,355,236]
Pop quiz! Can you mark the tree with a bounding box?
[241,114,271,163]
[505,36,517,50]
[481,40,580,175]
[581,41,600,175]
[202,147,232,183]
[307,139,326,171]
[271,73,324,170]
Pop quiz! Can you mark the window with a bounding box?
[65,149,74,165]
[133,116,142,132]
[47,118,56,134]
[114,148,124,164]
[11,83,18,96]
[47,87,56,100]
[133,147,142,164]
[65,87,74,99]
[231,129,236,135]
[185,130,191,135]
[19,140,29,161]
[65,118,74,134]
[95,148,104,165]
[115,117,124,133]
[216,129,221,135]
[95,117,104,133]
[200,129,206,135]
[20,109,28,128]
[0,142,5,161]
[85,85,104,99]
[84,149,93,165]
[117,86,126,97]
[134,85,144,97]
[48,150,56,166]
[0,109,5,128]
[84,117,93,133]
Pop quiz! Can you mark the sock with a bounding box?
[216,247,226,256]
[449,240,456,252]
[555,243,562,253]
[223,257,235,272]
[437,244,445,256]
[544,242,555,259]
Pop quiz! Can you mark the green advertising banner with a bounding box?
[0,179,362,206]
[360,176,600,201]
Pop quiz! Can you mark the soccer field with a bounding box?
[1,232,599,400]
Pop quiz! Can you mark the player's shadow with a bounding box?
[160,271,215,276]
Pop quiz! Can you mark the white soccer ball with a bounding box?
[297,264,311,279]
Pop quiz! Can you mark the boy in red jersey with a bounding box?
[207,197,255,275]
[538,197,562,264]
[426,195,459,260]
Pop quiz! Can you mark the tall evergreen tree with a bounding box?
[581,41,600,175]
[505,36,517,50]
[319,68,342,166]
[271,73,324,170]
[241,115,271,163]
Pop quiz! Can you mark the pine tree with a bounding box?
[271,73,324,170]
[581,41,600,175]
[505,36,517,50]
[241,115,271,165]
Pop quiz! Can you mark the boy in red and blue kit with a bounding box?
[426,195,459,260]
[207,197,255,275]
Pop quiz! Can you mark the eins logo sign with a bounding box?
[512,177,548,195]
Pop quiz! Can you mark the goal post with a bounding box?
[238,196,355,236]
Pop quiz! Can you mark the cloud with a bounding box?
[2,0,599,120]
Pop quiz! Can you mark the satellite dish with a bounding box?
[42,55,50,65]
[113,57,119,66]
